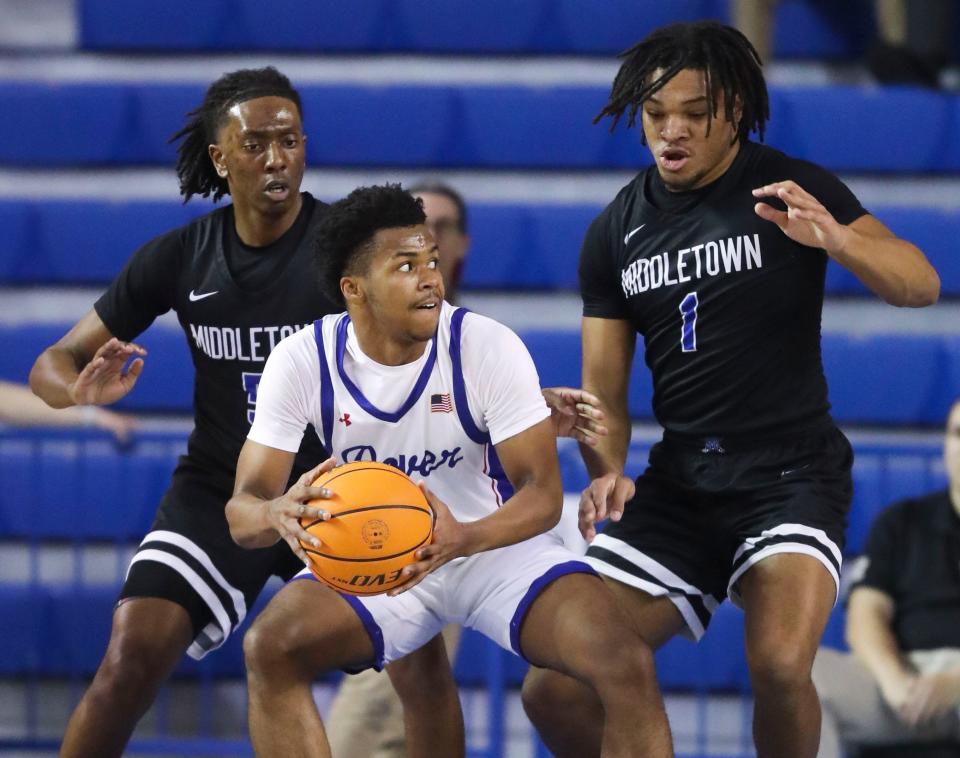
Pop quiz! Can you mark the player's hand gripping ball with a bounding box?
[298,462,435,595]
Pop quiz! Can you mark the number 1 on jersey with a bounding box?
[679,292,698,353]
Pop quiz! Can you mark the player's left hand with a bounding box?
[388,483,470,596]
[542,387,608,446]
[899,671,960,727]
[752,180,850,255]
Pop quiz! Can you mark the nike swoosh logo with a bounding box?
[780,463,812,478]
[624,224,646,245]
[189,289,219,302]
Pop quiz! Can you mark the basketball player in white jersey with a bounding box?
[225,184,673,757]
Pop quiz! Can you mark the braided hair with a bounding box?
[596,21,768,144]
[170,67,303,203]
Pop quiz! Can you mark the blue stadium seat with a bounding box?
[772,0,872,60]
[0,83,136,166]
[1,323,955,424]
[78,0,876,60]
[1,81,956,172]
[657,603,750,691]
[4,198,960,296]
[822,334,951,426]
[0,585,51,675]
[34,201,203,283]
[0,323,193,412]
[0,432,182,540]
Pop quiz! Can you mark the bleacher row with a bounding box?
[5,80,960,172]
[0,429,944,688]
[1,199,959,296]
[78,0,880,58]
[2,323,958,426]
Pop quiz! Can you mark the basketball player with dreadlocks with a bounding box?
[521,21,940,758]
[29,67,604,757]
[28,67,341,756]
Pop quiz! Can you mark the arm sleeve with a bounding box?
[579,208,629,319]
[853,504,901,596]
[93,228,184,341]
[790,160,869,226]
[247,336,315,453]
[460,315,550,446]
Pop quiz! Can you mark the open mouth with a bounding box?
[660,148,690,171]
[415,300,439,310]
[264,180,289,197]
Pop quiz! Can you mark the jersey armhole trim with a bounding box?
[314,318,334,451]
[449,308,489,445]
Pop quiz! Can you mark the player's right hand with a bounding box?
[578,472,635,542]
[69,337,147,406]
[266,457,336,561]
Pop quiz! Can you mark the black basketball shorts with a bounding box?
[585,421,853,640]
[119,469,303,660]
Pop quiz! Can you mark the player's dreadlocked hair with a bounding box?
[596,21,768,144]
[170,67,303,203]
[314,184,427,307]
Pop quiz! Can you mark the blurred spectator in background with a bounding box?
[732,0,779,65]
[813,398,960,756]
[0,379,135,443]
[325,181,470,758]
[410,182,471,303]
[732,0,954,88]
[868,0,954,88]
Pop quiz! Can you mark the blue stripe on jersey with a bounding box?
[486,444,515,502]
[508,560,598,661]
[335,314,438,423]
[314,319,334,451]
[448,308,488,445]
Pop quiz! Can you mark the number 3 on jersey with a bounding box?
[679,292,698,353]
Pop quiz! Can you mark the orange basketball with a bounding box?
[298,462,434,596]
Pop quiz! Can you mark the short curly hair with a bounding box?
[313,184,427,307]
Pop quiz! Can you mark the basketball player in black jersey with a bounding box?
[521,22,941,758]
[28,67,343,757]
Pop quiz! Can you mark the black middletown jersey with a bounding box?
[580,141,868,438]
[95,193,338,489]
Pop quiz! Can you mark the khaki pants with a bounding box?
[813,647,960,757]
[326,625,462,758]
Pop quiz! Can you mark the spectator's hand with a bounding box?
[389,483,469,596]
[91,408,138,445]
[578,472,635,542]
[70,338,147,406]
[752,180,850,255]
[265,457,336,561]
[542,387,608,446]
[879,672,917,721]
[900,671,960,727]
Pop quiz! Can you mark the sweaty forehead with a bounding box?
[373,225,433,255]
[224,96,300,133]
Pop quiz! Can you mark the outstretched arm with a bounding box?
[0,380,136,441]
[753,180,940,307]
[29,309,147,408]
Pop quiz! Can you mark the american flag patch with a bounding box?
[430,393,453,413]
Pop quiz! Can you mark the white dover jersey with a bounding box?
[249,302,551,522]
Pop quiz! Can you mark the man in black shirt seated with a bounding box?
[813,399,960,756]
